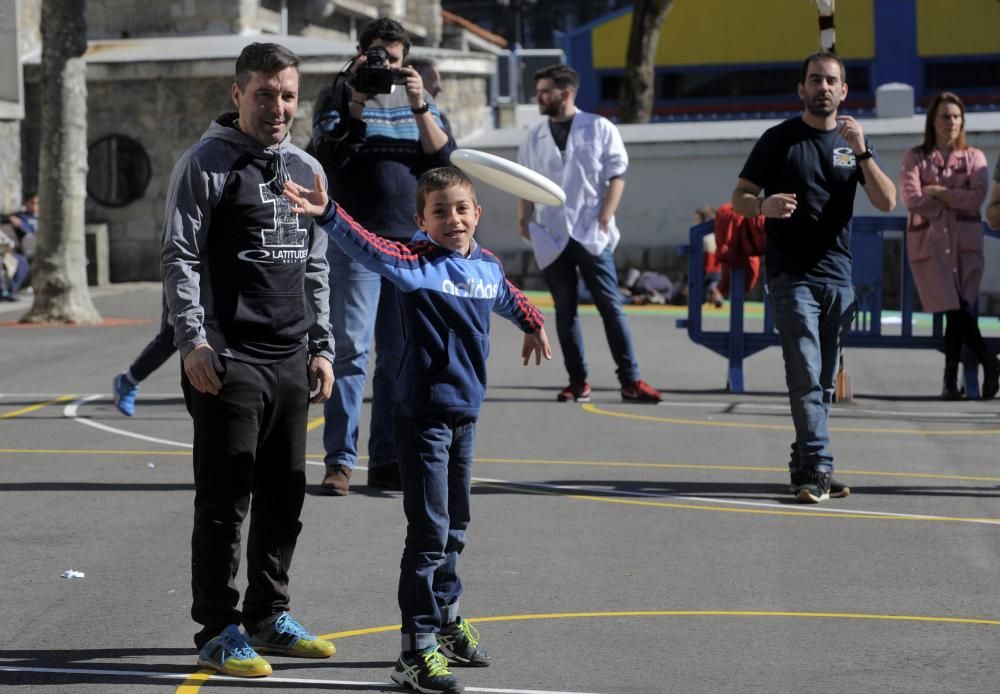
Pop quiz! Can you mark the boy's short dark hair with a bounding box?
[416,167,477,213]
[533,63,579,91]
[359,17,411,57]
[799,50,845,85]
[235,42,300,90]
[22,191,37,203]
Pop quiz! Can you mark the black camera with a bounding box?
[352,45,403,95]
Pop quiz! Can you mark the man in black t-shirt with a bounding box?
[731,51,896,503]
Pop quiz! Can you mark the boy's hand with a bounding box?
[284,174,329,217]
[521,327,552,366]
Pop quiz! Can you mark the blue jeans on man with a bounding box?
[542,239,640,386]
[767,277,856,473]
[393,410,476,650]
[323,244,404,472]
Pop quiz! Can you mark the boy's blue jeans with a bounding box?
[767,278,856,474]
[394,411,476,651]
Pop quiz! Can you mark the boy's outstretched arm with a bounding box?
[522,327,552,366]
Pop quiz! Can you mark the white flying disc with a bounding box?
[451,148,566,207]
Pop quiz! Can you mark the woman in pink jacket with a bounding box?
[899,92,997,400]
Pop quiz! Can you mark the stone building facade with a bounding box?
[10,0,503,282]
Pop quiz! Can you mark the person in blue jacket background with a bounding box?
[285,166,550,694]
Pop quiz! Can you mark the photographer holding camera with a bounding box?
[312,17,455,496]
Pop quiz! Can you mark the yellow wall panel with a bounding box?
[917,0,1000,56]
[592,0,874,69]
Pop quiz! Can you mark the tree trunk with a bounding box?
[619,0,673,124]
[21,0,101,324]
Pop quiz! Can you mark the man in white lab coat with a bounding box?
[517,64,661,404]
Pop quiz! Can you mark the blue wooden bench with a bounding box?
[678,216,1000,397]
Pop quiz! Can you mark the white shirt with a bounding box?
[517,110,628,269]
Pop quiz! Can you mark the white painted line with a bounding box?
[64,396,1000,526]
[0,665,606,694]
[473,477,1000,526]
[64,395,192,449]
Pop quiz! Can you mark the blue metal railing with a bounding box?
[678,216,1000,395]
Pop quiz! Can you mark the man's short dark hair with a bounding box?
[799,50,845,85]
[359,17,411,57]
[235,42,300,90]
[416,167,477,213]
[533,64,579,91]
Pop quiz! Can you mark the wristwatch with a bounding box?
[410,102,430,114]
[855,148,873,162]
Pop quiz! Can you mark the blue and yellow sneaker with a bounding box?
[437,617,491,667]
[112,372,139,417]
[391,646,463,694]
[248,612,335,658]
[197,624,272,677]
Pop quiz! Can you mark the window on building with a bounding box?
[599,65,869,104]
[86,134,151,208]
[925,60,1000,91]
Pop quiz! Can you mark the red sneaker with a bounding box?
[621,379,661,403]
[557,382,591,402]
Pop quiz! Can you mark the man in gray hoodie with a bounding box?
[161,42,336,677]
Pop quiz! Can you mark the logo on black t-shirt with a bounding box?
[237,176,309,264]
[832,147,856,169]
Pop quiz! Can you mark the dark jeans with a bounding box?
[181,353,309,648]
[129,297,177,383]
[768,278,855,474]
[943,305,990,365]
[394,411,476,651]
[542,239,640,386]
[323,244,404,471]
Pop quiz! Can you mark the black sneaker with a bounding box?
[828,477,851,498]
[437,617,491,667]
[790,469,831,503]
[391,646,463,694]
[368,463,402,491]
[790,470,850,499]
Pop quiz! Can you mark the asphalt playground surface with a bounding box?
[2,282,999,694]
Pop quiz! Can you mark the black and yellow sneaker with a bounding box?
[248,612,335,658]
[436,617,492,667]
[197,624,272,677]
[391,646,463,693]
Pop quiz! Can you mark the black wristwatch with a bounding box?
[410,102,430,114]
[855,148,873,162]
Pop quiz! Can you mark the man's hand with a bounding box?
[395,65,426,109]
[762,193,797,219]
[184,344,224,395]
[309,356,334,403]
[285,175,329,217]
[836,115,866,154]
[521,327,553,366]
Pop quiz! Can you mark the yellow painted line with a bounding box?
[472,482,1000,524]
[473,457,1000,483]
[0,448,191,456]
[3,449,1000,485]
[316,609,1000,641]
[583,403,1000,436]
[564,493,1000,523]
[176,671,212,693]
[0,395,77,419]
[306,416,324,432]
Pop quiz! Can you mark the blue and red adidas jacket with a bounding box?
[317,202,545,417]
